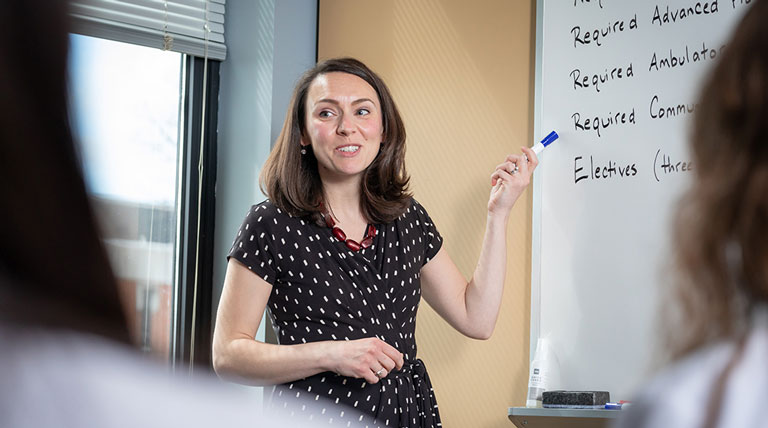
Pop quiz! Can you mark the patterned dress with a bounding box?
[228,198,443,428]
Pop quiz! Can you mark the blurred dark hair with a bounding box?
[0,0,130,343]
[667,0,768,359]
[260,57,412,225]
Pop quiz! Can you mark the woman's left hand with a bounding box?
[488,146,538,215]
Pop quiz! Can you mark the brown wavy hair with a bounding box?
[666,0,768,361]
[260,58,411,225]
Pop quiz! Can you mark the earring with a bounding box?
[301,147,307,155]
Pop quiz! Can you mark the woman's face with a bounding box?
[303,72,384,183]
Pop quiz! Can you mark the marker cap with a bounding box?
[541,131,559,147]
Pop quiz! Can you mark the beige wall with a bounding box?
[318,1,536,426]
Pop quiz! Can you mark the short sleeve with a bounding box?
[411,199,443,265]
[227,203,278,286]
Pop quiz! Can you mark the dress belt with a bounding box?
[390,359,441,428]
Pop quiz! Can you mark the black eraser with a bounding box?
[542,391,610,408]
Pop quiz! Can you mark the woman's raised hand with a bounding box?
[324,337,404,384]
[488,146,538,215]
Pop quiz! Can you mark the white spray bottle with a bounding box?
[526,337,560,408]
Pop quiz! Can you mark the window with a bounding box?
[68,34,183,358]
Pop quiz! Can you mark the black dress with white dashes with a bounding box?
[228,198,443,428]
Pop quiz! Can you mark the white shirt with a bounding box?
[614,311,768,428]
[0,325,356,428]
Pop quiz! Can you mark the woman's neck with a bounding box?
[323,183,362,221]
[320,173,371,235]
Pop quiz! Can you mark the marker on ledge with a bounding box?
[532,130,559,157]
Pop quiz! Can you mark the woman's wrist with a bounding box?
[312,340,336,374]
[486,210,510,227]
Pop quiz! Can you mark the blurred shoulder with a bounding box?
[0,326,313,428]
[615,340,735,428]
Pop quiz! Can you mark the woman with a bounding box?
[212,57,537,427]
[616,2,768,428]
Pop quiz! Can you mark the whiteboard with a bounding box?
[531,0,752,400]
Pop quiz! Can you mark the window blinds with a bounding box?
[69,0,226,60]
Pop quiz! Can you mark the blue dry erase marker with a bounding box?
[531,130,559,156]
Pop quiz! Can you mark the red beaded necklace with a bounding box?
[322,211,376,251]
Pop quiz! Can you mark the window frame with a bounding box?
[172,55,221,371]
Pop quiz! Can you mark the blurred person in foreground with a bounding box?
[0,1,355,427]
[615,1,768,428]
